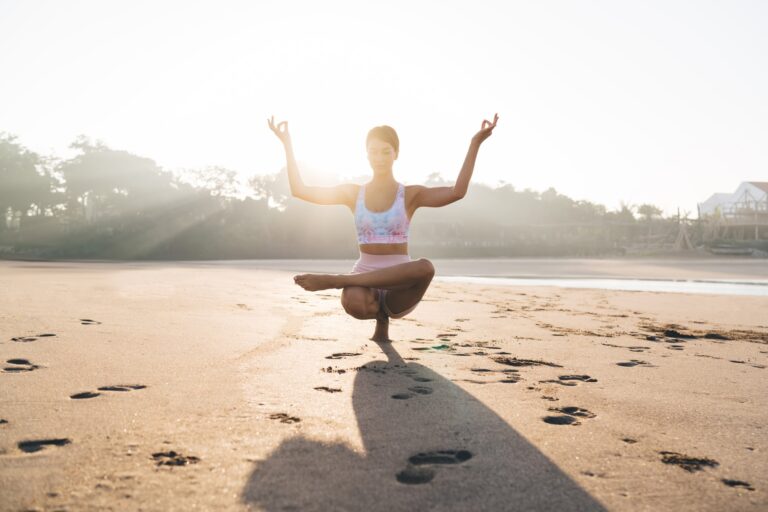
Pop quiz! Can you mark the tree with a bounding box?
[180,166,241,198]
[0,133,56,231]
[248,169,290,209]
[58,137,177,223]
[636,203,662,221]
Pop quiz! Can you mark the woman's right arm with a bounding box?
[268,116,357,208]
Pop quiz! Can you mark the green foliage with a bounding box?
[1,134,674,259]
[0,134,57,225]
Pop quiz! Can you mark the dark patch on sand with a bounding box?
[325,352,362,360]
[492,356,562,368]
[659,451,719,472]
[151,450,200,466]
[722,479,754,491]
[616,359,652,367]
[70,391,101,399]
[80,319,102,325]
[603,343,650,352]
[622,438,638,444]
[98,385,147,392]
[543,415,580,426]
[396,466,435,484]
[408,450,473,466]
[642,322,768,344]
[321,366,348,374]
[12,333,56,342]
[550,406,596,419]
[18,438,71,453]
[391,393,414,400]
[269,413,301,424]
[3,358,41,372]
[314,386,342,393]
[407,386,433,395]
[559,375,597,383]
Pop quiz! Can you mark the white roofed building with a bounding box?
[699,182,768,217]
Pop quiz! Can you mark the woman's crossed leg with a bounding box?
[294,258,435,342]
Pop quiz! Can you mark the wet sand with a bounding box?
[1,260,766,511]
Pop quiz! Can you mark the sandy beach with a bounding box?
[1,260,766,511]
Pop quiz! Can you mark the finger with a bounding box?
[278,121,287,132]
[492,113,499,126]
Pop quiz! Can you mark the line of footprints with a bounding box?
[259,339,758,491]
[2,318,153,460]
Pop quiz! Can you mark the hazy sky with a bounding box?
[1,0,766,215]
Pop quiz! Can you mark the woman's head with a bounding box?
[366,125,399,172]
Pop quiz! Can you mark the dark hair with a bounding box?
[366,125,399,154]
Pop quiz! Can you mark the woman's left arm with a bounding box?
[411,114,499,209]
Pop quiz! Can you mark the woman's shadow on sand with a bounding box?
[242,342,607,511]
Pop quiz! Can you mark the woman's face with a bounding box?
[366,138,397,173]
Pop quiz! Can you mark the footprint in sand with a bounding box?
[722,479,755,491]
[325,352,362,360]
[667,344,685,351]
[70,385,147,400]
[70,392,101,400]
[151,450,200,466]
[18,438,71,453]
[549,406,596,418]
[98,385,147,392]
[616,359,653,367]
[559,375,598,383]
[11,333,56,343]
[407,385,433,395]
[3,358,41,373]
[728,360,766,369]
[0,419,9,425]
[493,356,562,368]
[269,413,301,424]
[659,451,718,472]
[314,386,342,393]
[80,318,102,325]
[543,415,580,426]
[391,393,415,400]
[396,450,473,485]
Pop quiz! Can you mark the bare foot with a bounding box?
[293,273,339,291]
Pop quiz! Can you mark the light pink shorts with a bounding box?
[351,253,417,319]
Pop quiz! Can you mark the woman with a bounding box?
[268,114,499,342]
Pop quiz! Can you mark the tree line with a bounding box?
[1,133,679,259]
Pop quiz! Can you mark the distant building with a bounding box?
[699,182,768,217]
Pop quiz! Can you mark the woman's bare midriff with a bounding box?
[359,243,409,255]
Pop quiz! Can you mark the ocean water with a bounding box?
[206,258,768,297]
[435,276,768,297]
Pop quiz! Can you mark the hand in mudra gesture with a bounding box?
[268,116,291,145]
[472,113,499,144]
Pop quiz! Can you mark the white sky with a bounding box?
[1,0,766,215]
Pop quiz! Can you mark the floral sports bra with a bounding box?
[354,183,410,244]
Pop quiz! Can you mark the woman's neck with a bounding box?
[369,171,396,187]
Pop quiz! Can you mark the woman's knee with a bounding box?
[416,258,435,280]
[341,287,375,319]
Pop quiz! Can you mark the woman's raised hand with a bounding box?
[472,113,499,144]
[268,116,291,145]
